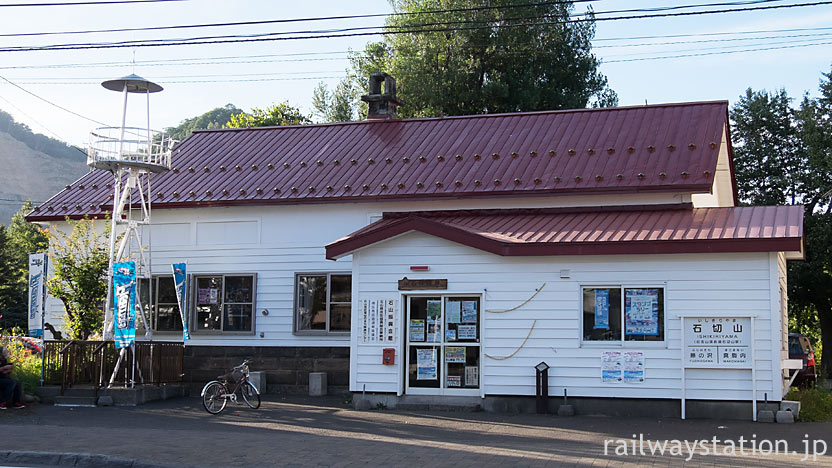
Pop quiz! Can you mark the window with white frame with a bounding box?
[137,276,183,332]
[582,286,665,343]
[294,273,351,334]
[193,274,256,333]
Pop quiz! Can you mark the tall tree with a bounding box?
[224,102,310,128]
[0,225,20,330]
[730,68,832,378]
[45,217,109,340]
[0,201,48,329]
[314,0,616,121]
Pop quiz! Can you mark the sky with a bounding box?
[0,0,831,150]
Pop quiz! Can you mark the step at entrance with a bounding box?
[54,396,97,407]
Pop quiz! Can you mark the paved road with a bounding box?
[2,396,831,467]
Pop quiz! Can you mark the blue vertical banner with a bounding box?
[171,263,190,341]
[112,262,137,349]
[594,289,610,330]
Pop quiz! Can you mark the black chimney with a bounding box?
[361,72,403,120]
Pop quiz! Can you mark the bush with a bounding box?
[1,327,42,394]
[785,385,832,422]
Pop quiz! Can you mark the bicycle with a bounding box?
[201,359,261,414]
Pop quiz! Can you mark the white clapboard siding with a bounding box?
[42,192,680,344]
[352,231,785,401]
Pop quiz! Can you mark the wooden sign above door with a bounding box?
[398,277,448,291]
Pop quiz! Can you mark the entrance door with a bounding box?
[405,295,481,395]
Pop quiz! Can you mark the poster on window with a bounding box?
[457,324,477,340]
[445,329,456,341]
[601,351,622,383]
[625,289,659,336]
[683,317,751,368]
[461,301,477,323]
[416,348,437,380]
[465,366,479,387]
[27,253,46,338]
[171,263,190,341]
[622,351,645,383]
[447,375,462,387]
[112,261,137,349]
[445,346,466,363]
[446,300,461,324]
[410,320,425,342]
[427,320,441,343]
[594,289,609,330]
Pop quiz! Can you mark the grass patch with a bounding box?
[785,384,832,422]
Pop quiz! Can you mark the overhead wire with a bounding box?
[2,1,832,52]
[0,0,184,6]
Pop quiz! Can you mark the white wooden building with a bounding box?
[28,89,803,417]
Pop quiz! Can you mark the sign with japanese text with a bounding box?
[683,317,751,368]
[27,253,47,338]
[359,298,398,344]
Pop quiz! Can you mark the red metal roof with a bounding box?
[325,204,804,259]
[27,101,731,222]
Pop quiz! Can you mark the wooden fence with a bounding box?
[43,340,184,394]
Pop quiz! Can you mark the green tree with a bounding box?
[730,89,803,206]
[730,68,832,378]
[0,201,48,329]
[0,226,21,329]
[224,102,311,128]
[45,217,109,340]
[312,82,356,123]
[164,104,243,141]
[314,0,615,121]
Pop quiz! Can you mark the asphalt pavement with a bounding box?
[2,395,831,467]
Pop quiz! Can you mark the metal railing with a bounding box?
[87,126,174,172]
[44,341,184,394]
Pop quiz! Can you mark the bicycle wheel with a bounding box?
[241,381,261,409]
[202,381,228,414]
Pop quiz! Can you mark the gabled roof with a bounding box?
[27,100,731,222]
[325,204,804,260]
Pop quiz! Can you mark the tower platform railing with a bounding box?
[87,126,174,173]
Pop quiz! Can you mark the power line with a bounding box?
[0,93,71,142]
[0,0,593,38]
[4,24,832,72]
[3,1,832,53]
[0,0,183,6]
[0,74,107,126]
[604,38,832,63]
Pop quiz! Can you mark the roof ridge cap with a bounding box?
[381,203,693,220]
[192,100,730,135]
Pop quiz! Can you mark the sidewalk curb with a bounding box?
[0,450,211,468]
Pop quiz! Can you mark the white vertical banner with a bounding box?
[27,253,47,338]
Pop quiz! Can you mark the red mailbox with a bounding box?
[382,348,395,365]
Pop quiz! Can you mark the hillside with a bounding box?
[0,130,89,224]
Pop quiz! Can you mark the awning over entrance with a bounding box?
[325,203,804,260]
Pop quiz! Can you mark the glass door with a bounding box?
[405,295,480,395]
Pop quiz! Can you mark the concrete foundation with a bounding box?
[182,345,349,395]
[35,385,186,407]
[351,393,783,420]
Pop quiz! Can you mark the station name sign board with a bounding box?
[683,317,751,368]
[398,278,448,291]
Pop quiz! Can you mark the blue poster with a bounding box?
[625,289,660,335]
[172,263,190,341]
[594,289,609,330]
[112,262,137,349]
